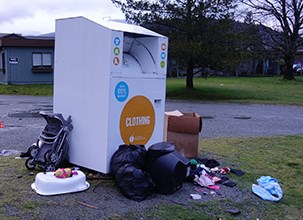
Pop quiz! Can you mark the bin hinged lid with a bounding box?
[99,19,165,38]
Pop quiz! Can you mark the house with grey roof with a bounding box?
[0,33,54,84]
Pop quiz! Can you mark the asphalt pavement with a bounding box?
[1,95,303,152]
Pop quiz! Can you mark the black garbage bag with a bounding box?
[115,164,155,202]
[110,144,146,177]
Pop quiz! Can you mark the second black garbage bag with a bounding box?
[110,144,155,202]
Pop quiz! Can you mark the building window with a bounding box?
[32,52,53,73]
[0,52,5,74]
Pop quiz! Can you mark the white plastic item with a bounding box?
[190,194,202,200]
[31,170,90,196]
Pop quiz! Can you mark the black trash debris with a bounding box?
[110,144,146,177]
[110,144,154,201]
[115,164,155,202]
[146,142,189,195]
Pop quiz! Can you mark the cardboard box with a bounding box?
[164,111,202,158]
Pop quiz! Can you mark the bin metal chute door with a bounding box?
[128,39,157,74]
[122,53,143,74]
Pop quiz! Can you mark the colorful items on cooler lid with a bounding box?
[54,168,78,178]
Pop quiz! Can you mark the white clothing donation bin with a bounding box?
[54,17,168,173]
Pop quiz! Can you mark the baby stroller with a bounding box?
[25,111,73,172]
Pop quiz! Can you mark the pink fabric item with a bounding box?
[212,176,222,183]
[57,168,68,178]
[207,185,220,190]
[194,174,214,187]
[54,168,78,178]
[194,170,220,190]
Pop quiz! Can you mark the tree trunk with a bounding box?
[186,58,194,88]
[283,57,295,80]
[283,68,295,80]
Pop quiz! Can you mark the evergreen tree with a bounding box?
[112,0,238,88]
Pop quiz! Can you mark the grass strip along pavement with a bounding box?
[166,76,303,105]
[0,76,303,105]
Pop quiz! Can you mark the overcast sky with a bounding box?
[0,0,125,35]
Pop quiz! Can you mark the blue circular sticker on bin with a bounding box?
[115,81,129,102]
[114,37,120,46]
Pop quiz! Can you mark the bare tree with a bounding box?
[242,0,303,80]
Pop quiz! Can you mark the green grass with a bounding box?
[127,135,303,219]
[1,135,302,219]
[0,84,53,96]
[198,135,303,219]
[1,76,302,105]
[166,76,303,105]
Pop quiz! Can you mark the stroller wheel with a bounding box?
[25,158,36,170]
[49,152,59,164]
[45,150,52,162]
[45,163,56,172]
[30,146,40,158]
